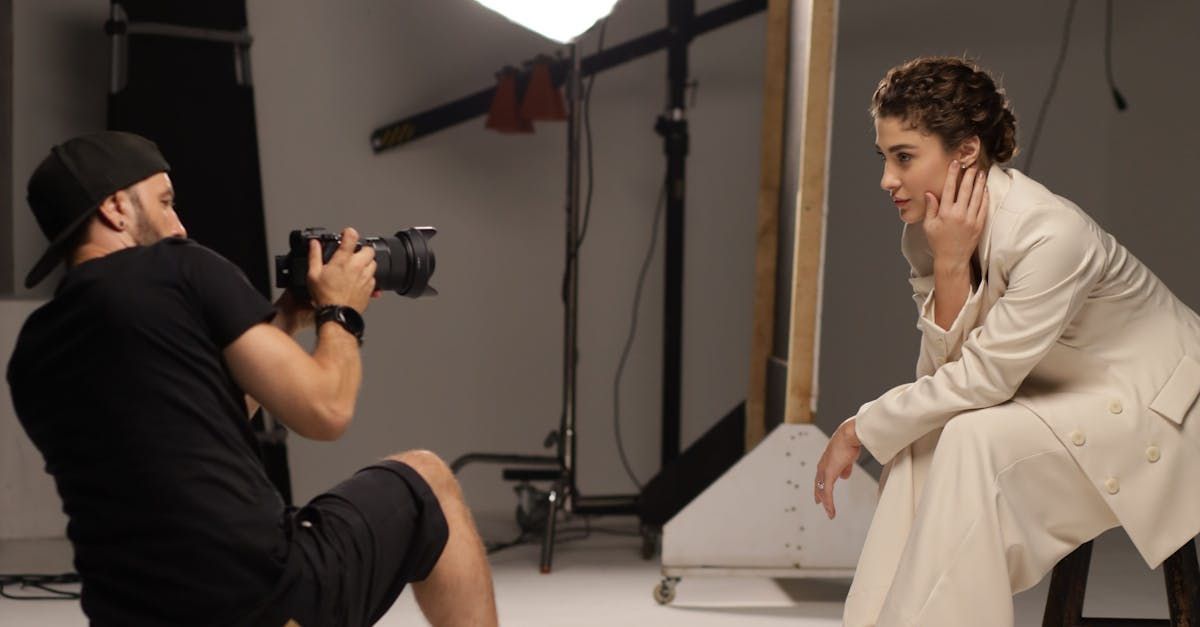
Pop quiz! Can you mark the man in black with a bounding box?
[6,132,497,626]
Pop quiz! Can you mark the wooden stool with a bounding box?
[1043,538,1200,626]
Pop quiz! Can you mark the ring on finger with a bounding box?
[816,479,825,490]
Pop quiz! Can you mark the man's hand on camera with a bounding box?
[307,227,377,314]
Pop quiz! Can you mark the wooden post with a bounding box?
[783,0,836,425]
[0,0,12,294]
[745,0,792,450]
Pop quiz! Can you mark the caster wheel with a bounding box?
[653,577,679,605]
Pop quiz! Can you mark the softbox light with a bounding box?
[473,0,619,44]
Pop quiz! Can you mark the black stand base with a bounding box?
[453,403,747,572]
[449,450,642,573]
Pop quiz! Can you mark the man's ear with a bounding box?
[954,136,983,169]
[96,193,129,231]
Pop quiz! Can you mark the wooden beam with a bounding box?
[0,0,11,294]
[783,0,836,425]
[745,0,791,450]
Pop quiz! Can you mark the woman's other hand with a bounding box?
[814,417,862,520]
[924,161,989,270]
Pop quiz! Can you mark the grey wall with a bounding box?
[815,0,1200,480]
[8,0,108,295]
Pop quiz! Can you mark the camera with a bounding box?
[274,227,437,298]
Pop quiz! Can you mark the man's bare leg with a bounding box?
[391,450,498,627]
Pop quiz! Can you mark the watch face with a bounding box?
[337,307,365,335]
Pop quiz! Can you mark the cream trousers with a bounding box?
[843,401,1120,627]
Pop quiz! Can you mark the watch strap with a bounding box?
[315,305,364,345]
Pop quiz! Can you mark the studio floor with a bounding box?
[0,527,1175,626]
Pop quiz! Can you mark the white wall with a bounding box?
[0,299,65,539]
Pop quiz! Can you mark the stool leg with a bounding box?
[1044,540,1094,627]
[1163,539,1200,627]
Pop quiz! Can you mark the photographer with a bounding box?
[6,131,497,626]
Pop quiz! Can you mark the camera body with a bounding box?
[274,227,437,299]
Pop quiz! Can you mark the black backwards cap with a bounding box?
[24,131,170,288]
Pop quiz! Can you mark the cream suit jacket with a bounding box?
[854,164,1200,568]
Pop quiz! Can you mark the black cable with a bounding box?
[1104,0,1127,111]
[612,179,669,491]
[1024,0,1078,175]
[486,530,533,555]
[0,573,81,600]
[577,18,608,248]
[485,512,643,555]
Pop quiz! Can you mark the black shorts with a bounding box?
[253,460,449,627]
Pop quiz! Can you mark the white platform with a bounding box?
[661,423,878,590]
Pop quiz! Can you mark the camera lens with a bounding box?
[363,227,436,297]
[275,227,437,298]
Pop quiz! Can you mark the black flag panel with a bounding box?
[107,1,269,296]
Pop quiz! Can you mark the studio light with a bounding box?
[474,0,619,43]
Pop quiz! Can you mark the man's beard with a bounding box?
[128,193,158,245]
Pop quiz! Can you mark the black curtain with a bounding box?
[107,1,269,295]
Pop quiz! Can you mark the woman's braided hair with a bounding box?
[870,56,1018,165]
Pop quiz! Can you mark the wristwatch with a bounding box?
[315,305,365,345]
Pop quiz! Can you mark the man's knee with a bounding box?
[388,449,461,500]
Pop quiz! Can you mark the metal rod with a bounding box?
[108,3,127,95]
[106,19,253,46]
[561,42,583,508]
[448,453,559,474]
[660,0,694,467]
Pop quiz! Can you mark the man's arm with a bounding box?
[226,228,377,440]
[243,291,314,418]
[227,320,362,440]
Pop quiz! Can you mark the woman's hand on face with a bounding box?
[923,160,989,269]
[814,417,862,520]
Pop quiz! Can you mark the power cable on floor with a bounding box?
[0,573,81,601]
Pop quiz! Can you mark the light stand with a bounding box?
[451,34,640,575]
[552,39,585,569]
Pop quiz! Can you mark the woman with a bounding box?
[814,56,1200,626]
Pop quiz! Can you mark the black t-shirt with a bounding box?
[7,239,290,626]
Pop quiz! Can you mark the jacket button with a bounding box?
[1109,400,1123,414]
[1069,430,1086,446]
[1104,477,1120,494]
[1147,446,1161,463]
